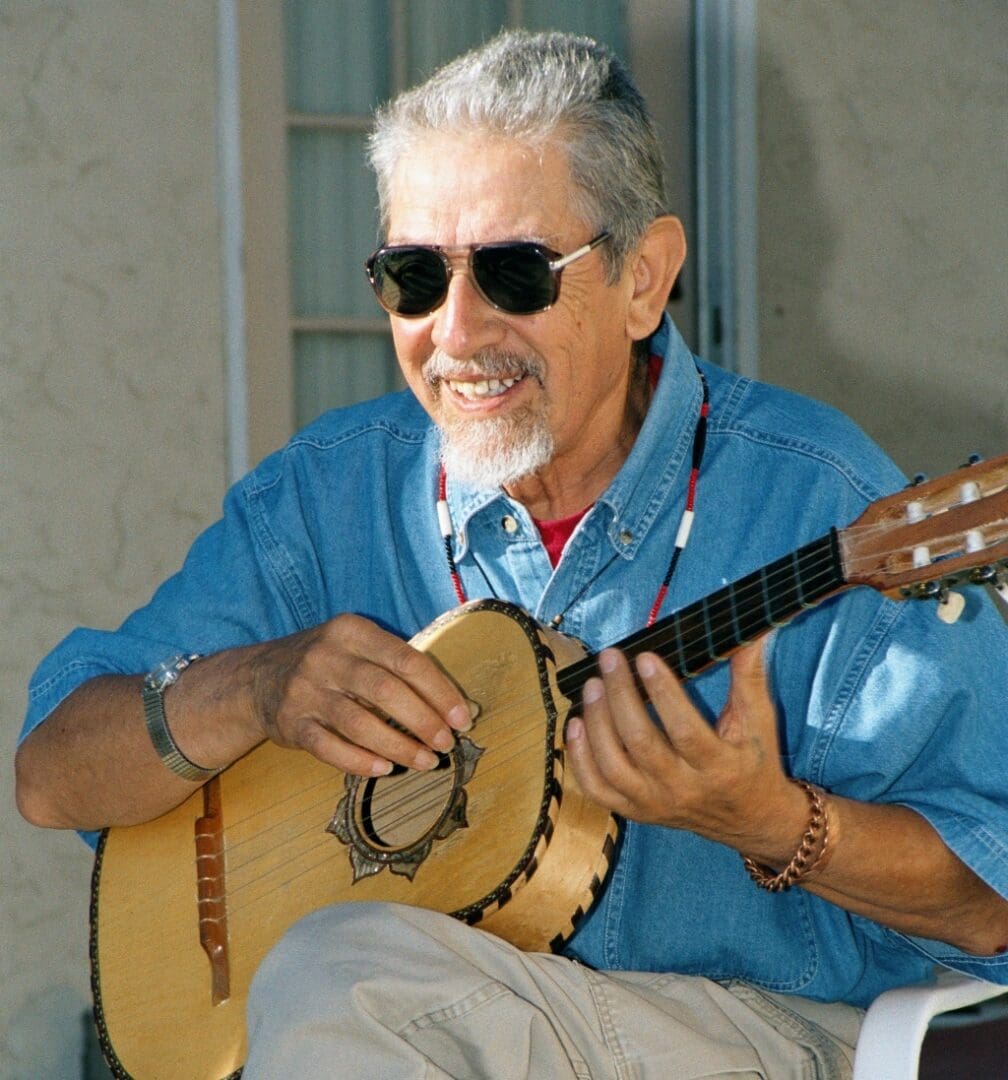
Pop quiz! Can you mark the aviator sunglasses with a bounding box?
[365,231,611,317]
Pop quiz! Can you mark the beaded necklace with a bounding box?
[436,360,710,629]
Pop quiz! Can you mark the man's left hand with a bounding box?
[565,641,806,857]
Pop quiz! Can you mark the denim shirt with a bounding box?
[23,316,1008,1007]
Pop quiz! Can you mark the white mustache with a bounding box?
[423,349,545,388]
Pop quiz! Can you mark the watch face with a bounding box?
[144,655,194,692]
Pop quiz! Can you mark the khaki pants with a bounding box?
[244,902,862,1079]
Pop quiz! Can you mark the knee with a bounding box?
[262,902,398,972]
[249,902,393,1005]
[284,900,399,948]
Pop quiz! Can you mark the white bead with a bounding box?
[675,510,695,550]
[437,500,453,539]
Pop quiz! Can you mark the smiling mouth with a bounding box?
[446,375,524,400]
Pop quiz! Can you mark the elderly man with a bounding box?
[17,30,1008,1080]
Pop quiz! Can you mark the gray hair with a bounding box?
[367,29,667,282]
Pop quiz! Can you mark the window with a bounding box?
[234,2,703,469]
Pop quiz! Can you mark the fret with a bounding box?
[768,557,805,626]
[700,594,716,661]
[734,573,770,644]
[555,530,844,701]
[703,586,738,662]
[677,604,715,675]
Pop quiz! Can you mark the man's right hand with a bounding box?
[241,615,473,777]
[15,615,472,830]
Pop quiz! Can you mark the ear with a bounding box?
[624,215,687,342]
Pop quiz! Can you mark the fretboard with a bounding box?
[555,529,844,703]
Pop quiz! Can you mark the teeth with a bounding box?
[448,376,520,399]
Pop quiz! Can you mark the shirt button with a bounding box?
[501,516,519,534]
[619,529,634,545]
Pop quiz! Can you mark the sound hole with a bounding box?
[357,753,455,850]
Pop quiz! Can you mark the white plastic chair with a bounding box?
[852,970,1005,1080]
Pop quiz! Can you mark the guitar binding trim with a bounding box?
[441,600,566,926]
[89,829,245,1080]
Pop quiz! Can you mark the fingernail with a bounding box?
[583,677,604,704]
[414,748,439,771]
[599,650,619,674]
[638,654,657,679]
[566,717,583,741]
[448,703,473,731]
[432,728,455,753]
[371,759,393,776]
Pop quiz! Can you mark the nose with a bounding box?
[429,266,505,360]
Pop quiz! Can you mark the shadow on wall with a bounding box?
[756,45,1007,480]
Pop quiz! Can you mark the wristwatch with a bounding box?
[142,653,218,781]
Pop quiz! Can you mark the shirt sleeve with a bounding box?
[772,582,1008,982]
[21,460,319,747]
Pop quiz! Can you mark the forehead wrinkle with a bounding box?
[386,133,583,250]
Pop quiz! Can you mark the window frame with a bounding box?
[228,1,747,471]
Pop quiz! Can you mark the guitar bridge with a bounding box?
[194,776,231,1005]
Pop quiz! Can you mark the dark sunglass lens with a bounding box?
[371,248,448,315]
[472,244,556,314]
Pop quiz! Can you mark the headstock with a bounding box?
[840,453,1008,601]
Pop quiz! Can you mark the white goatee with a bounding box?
[424,349,555,490]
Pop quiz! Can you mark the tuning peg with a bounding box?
[911,579,942,600]
[995,566,1008,607]
[909,473,928,487]
[937,585,966,625]
[963,453,983,467]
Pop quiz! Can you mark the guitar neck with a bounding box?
[555,529,845,702]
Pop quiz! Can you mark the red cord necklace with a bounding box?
[437,359,710,629]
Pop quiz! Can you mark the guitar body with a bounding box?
[90,600,619,1080]
[89,452,1008,1078]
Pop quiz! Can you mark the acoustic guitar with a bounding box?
[90,454,1008,1079]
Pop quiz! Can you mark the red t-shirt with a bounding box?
[534,507,591,567]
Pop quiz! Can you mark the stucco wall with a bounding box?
[758,1,1007,476]
[1,5,226,1076]
[2,2,1005,1076]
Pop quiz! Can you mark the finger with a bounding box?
[291,714,395,777]
[271,681,444,775]
[593,649,670,766]
[564,684,631,812]
[381,636,475,732]
[319,691,446,773]
[324,616,472,747]
[635,651,720,763]
[322,653,459,751]
[717,639,777,744]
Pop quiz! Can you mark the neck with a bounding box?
[503,358,652,519]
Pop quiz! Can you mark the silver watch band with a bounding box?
[142,654,218,782]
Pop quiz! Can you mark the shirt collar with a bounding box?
[442,314,703,561]
[597,315,703,559]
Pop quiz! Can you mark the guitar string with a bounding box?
[206,548,851,911]
[217,515,978,876]
[129,498,1007,930]
[209,715,573,911]
[217,510,990,858]
[220,541,843,855]
[191,535,998,924]
[211,518,999,901]
[219,535,911,872]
